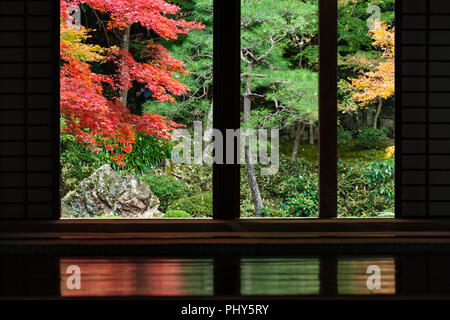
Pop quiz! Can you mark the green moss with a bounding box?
[280,138,394,163]
[164,210,192,218]
[338,139,394,162]
[279,140,318,162]
[262,208,287,217]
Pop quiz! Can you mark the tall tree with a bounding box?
[337,0,395,126]
[241,0,318,216]
[264,69,318,162]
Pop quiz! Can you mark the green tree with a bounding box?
[144,0,213,126]
[264,69,318,162]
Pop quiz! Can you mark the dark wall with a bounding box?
[398,0,450,217]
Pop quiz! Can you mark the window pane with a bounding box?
[60,0,213,219]
[337,0,395,218]
[240,0,319,218]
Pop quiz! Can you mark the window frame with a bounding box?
[56,0,406,221]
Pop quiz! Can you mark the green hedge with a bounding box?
[164,210,192,218]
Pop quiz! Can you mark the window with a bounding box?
[59,0,397,220]
[60,0,214,219]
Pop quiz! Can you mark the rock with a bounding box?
[62,164,160,218]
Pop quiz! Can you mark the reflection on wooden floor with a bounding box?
[2,254,450,298]
[241,258,320,295]
[60,258,214,297]
[338,257,396,295]
[59,256,395,297]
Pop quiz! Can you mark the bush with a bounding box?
[140,173,190,212]
[277,175,319,217]
[338,127,353,146]
[174,164,212,194]
[164,210,192,218]
[356,127,388,149]
[361,159,395,206]
[168,192,212,217]
[60,124,173,196]
[240,155,317,217]
[239,153,394,218]
[60,131,99,196]
[122,134,172,174]
[261,207,288,217]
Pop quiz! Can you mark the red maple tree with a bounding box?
[60,0,203,166]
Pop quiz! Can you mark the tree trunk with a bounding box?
[291,122,305,163]
[119,25,131,107]
[373,98,383,129]
[243,73,263,217]
[298,35,304,68]
[309,122,315,145]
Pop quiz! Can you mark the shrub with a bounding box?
[60,124,173,196]
[261,207,287,217]
[164,210,192,218]
[140,173,190,212]
[240,155,317,217]
[60,130,99,196]
[122,134,172,174]
[174,164,212,194]
[168,192,213,217]
[356,127,388,149]
[338,127,353,146]
[277,175,319,217]
[337,160,394,217]
[361,159,395,205]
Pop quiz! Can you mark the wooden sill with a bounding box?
[1,219,450,240]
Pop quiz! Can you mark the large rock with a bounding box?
[62,165,160,218]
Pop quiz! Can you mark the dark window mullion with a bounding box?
[213,0,240,219]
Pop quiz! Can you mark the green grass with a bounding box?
[279,139,394,163]
[279,140,318,162]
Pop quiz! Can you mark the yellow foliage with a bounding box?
[60,23,108,63]
[385,146,395,159]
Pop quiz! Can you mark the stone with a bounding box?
[61,164,160,218]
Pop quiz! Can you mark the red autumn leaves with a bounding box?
[60,0,203,166]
